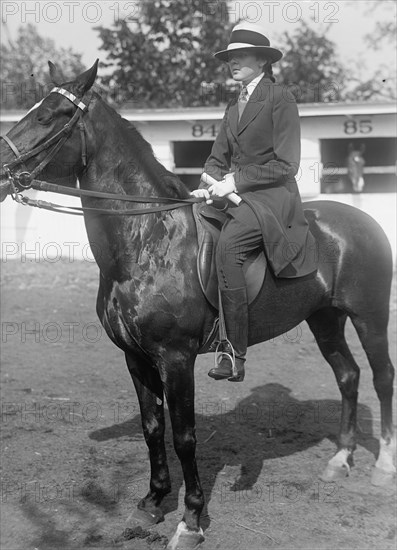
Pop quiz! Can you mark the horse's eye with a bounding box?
[37,108,54,125]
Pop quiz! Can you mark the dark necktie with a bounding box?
[238,86,248,120]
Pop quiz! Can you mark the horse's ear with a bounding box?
[48,61,63,86]
[75,60,99,95]
[348,142,354,153]
[360,143,366,154]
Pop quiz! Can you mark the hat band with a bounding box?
[230,29,270,47]
[226,43,268,52]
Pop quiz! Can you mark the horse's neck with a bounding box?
[79,97,195,272]
[81,97,187,200]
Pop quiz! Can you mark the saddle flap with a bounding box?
[194,203,266,310]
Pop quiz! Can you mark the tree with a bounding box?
[1,23,85,110]
[363,1,396,49]
[349,1,397,101]
[342,0,396,101]
[94,0,233,108]
[344,71,397,102]
[276,22,347,103]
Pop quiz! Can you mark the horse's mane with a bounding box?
[98,96,190,199]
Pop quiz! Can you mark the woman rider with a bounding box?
[191,22,318,382]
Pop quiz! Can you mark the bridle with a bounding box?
[1,87,90,192]
[1,87,199,215]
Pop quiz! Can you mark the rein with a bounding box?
[1,87,200,216]
[13,178,200,216]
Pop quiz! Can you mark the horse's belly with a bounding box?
[247,269,325,346]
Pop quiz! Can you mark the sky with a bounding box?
[1,0,396,81]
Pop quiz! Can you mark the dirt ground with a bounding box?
[1,259,396,550]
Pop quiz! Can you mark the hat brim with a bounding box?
[214,44,283,63]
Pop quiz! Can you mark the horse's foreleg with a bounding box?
[125,352,171,527]
[161,353,205,550]
[307,308,360,481]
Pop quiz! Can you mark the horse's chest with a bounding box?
[98,272,190,352]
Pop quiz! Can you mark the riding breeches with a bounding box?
[216,202,263,291]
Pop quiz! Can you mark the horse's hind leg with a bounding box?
[124,352,171,527]
[307,307,360,481]
[350,313,396,486]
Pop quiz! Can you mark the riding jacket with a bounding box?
[203,75,318,278]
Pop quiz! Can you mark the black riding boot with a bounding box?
[208,287,248,382]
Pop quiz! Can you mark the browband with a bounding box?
[50,87,89,112]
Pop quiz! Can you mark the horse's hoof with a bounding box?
[166,521,204,550]
[371,467,396,488]
[126,507,164,528]
[319,463,350,482]
[320,449,352,482]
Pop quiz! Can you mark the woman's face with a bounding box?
[227,50,264,83]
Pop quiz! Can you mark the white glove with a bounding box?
[190,188,213,204]
[208,172,237,198]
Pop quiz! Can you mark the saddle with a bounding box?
[193,202,267,310]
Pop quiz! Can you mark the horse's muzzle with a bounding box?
[0,176,12,202]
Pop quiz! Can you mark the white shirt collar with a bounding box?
[243,73,265,99]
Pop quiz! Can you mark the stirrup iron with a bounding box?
[214,338,238,378]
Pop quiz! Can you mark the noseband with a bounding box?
[1,87,90,195]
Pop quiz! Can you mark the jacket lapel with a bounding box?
[228,99,239,141]
[237,77,272,134]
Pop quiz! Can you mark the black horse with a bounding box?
[0,62,395,550]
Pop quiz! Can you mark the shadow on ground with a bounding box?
[89,383,377,532]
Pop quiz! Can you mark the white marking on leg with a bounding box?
[375,435,396,473]
[167,521,204,550]
[328,448,351,473]
[146,416,159,434]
